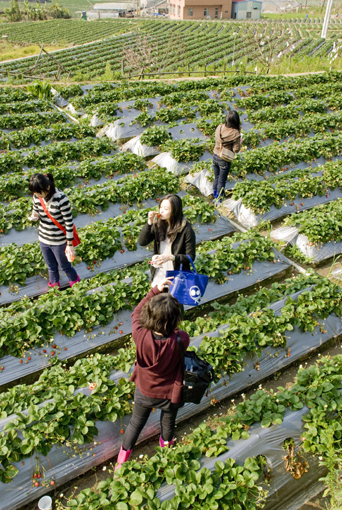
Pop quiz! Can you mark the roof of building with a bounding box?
[93,2,134,9]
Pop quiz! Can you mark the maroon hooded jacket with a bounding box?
[130,286,189,404]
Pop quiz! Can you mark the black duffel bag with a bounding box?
[177,334,215,404]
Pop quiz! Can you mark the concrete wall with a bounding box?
[231,0,261,19]
[169,0,232,19]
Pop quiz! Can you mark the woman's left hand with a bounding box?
[152,254,174,266]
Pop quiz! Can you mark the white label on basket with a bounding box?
[189,286,202,304]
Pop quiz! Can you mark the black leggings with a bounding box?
[122,388,180,451]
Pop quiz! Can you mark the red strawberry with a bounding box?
[52,344,56,348]
[208,228,211,231]
[87,266,90,270]
[33,474,36,478]
[156,198,160,201]
[50,481,55,486]
[20,360,23,363]
[119,322,123,325]
[93,261,96,264]
[34,482,39,487]
[64,347,67,351]
[120,429,124,434]
[43,349,46,353]
[37,474,41,479]
[246,266,250,270]
[0,367,3,371]
[326,194,329,198]
[120,330,123,334]
[300,203,304,206]
[28,357,31,361]
[51,351,55,356]
[290,203,294,206]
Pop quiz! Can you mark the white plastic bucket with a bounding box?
[38,496,52,510]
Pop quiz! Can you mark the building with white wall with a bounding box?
[231,0,262,19]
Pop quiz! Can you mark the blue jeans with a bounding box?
[40,241,77,284]
[212,153,231,198]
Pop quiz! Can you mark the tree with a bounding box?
[121,34,159,78]
[5,0,22,22]
[253,24,284,74]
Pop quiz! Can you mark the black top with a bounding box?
[138,220,196,279]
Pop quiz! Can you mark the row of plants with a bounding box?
[0,152,146,202]
[283,198,342,245]
[231,160,342,214]
[0,167,178,234]
[232,132,342,178]
[0,124,96,151]
[246,70,342,94]
[245,111,342,144]
[247,101,327,124]
[56,352,342,510]
[0,100,53,115]
[236,81,342,110]
[0,137,115,174]
[0,111,66,130]
[0,233,280,357]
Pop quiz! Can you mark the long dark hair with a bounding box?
[225,110,241,132]
[29,173,56,202]
[154,194,184,243]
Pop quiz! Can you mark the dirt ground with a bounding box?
[20,335,342,510]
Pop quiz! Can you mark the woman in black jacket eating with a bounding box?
[138,194,196,287]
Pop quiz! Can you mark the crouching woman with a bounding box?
[115,277,189,470]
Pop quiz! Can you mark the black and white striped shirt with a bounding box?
[32,189,74,246]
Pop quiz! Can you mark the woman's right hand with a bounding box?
[28,211,39,221]
[157,276,174,292]
[148,211,159,225]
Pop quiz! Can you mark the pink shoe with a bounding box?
[159,436,175,448]
[69,275,80,288]
[114,445,132,471]
[48,281,60,289]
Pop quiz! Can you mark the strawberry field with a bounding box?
[0,18,341,81]
[1,69,342,510]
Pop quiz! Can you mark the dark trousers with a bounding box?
[122,388,180,451]
[40,241,77,284]
[212,153,231,198]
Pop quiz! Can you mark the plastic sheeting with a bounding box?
[151,150,212,177]
[185,166,214,197]
[1,285,339,510]
[0,213,234,305]
[121,135,160,158]
[271,225,342,263]
[223,187,342,229]
[0,250,290,386]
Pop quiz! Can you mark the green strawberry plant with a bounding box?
[161,139,206,163]
[140,126,172,147]
[283,198,342,245]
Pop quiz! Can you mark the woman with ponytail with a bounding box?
[28,173,80,289]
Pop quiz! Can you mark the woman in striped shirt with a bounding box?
[28,173,80,289]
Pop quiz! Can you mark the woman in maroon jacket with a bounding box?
[115,276,189,471]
